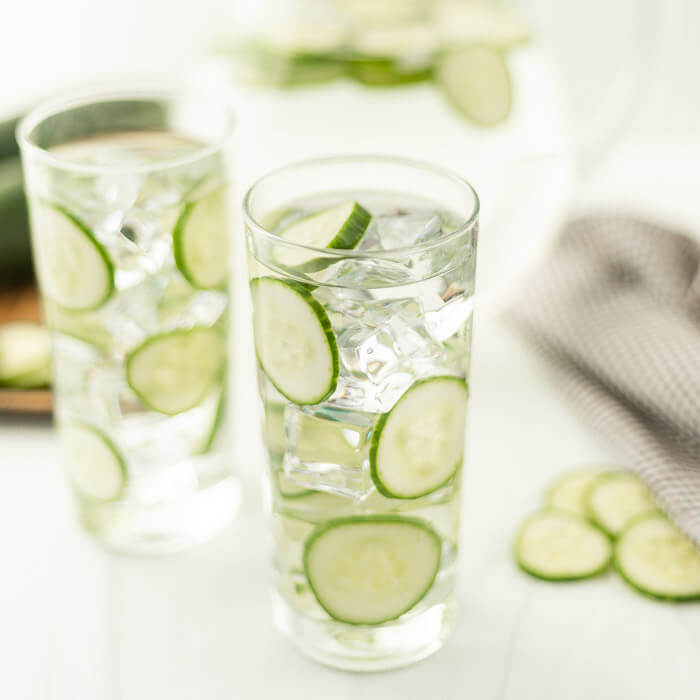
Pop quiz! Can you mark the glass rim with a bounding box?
[242,154,480,260]
[16,86,236,175]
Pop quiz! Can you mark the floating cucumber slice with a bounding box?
[276,470,314,499]
[62,422,127,501]
[615,513,700,601]
[126,326,224,415]
[304,515,441,625]
[586,473,657,536]
[0,321,51,388]
[370,376,468,499]
[515,510,612,581]
[173,187,230,289]
[437,46,512,126]
[195,388,227,454]
[545,467,609,515]
[273,200,370,268]
[32,204,113,311]
[346,58,432,87]
[251,277,338,405]
[44,301,112,350]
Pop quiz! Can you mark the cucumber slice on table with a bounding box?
[0,321,51,388]
[126,327,224,415]
[615,513,700,601]
[515,510,612,581]
[370,376,468,499]
[273,200,370,268]
[303,515,441,625]
[62,422,126,501]
[546,467,608,515]
[586,473,657,536]
[251,277,338,404]
[173,187,230,289]
[32,204,113,311]
[437,46,512,126]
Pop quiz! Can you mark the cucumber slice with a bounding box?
[196,389,227,454]
[273,200,370,268]
[304,515,441,625]
[615,513,700,601]
[173,187,230,289]
[251,277,338,405]
[370,376,468,499]
[586,473,657,536]
[515,510,612,581]
[32,204,113,311]
[126,326,224,415]
[545,467,608,515]
[437,46,512,126]
[276,470,314,499]
[62,422,126,501]
[263,402,286,455]
[0,321,51,388]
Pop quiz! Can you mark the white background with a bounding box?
[2,2,700,699]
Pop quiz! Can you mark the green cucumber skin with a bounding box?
[614,511,700,603]
[250,277,339,405]
[303,514,442,626]
[125,327,225,416]
[0,157,32,283]
[47,204,115,312]
[172,198,228,291]
[66,421,128,502]
[346,59,433,87]
[172,201,199,288]
[514,509,613,583]
[369,375,468,500]
[197,389,227,455]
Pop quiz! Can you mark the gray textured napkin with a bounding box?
[509,215,700,545]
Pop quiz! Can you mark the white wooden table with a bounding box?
[3,305,700,699]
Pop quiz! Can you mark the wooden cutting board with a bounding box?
[0,283,52,414]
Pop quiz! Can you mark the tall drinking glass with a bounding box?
[244,156,478,670]
[18,90,238,554]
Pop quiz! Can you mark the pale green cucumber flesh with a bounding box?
[173,187,230,289]
[370,376,468,499]
[0,321,51,388]
[273,200,371,268]
[32,204,114,311]
[62,422,127,501]
[615,512,700,601]
[515,510,612,581]
[251,277,338,405]
[303,515,442,625]
[125,326,224,415]
[586,473,657,536]
[545,467,609,515]
[437,46,512,126]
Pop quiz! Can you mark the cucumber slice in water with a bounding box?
[273,200,370,268]
[615,513,700,601]
[251,277,338,404]
[126,327,224,415]
[546,467,608,515]
[370,376,468,499]
[32,204,113,311]
[173,187,230,289]
[586,473,657,536]
[437,46,512,126]
[0,321,51,388]
[515,510,612,581]
[304,515,441,625]
[62,422,126,501]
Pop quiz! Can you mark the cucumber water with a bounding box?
[248,187,476,667]
[23,127,234,551]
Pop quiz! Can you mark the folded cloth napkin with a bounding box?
[508,215,700,545]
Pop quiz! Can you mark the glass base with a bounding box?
[76,476,240,555]
[272,590,453,672]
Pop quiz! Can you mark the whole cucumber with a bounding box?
[0,156,33,285]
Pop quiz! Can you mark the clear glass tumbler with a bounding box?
[244,156,478,670]
[18,89,239,554]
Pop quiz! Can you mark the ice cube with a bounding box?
[375,211,443,249]
[283,403,377,498]
[425,287,474,342]
[332,297,445,411]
